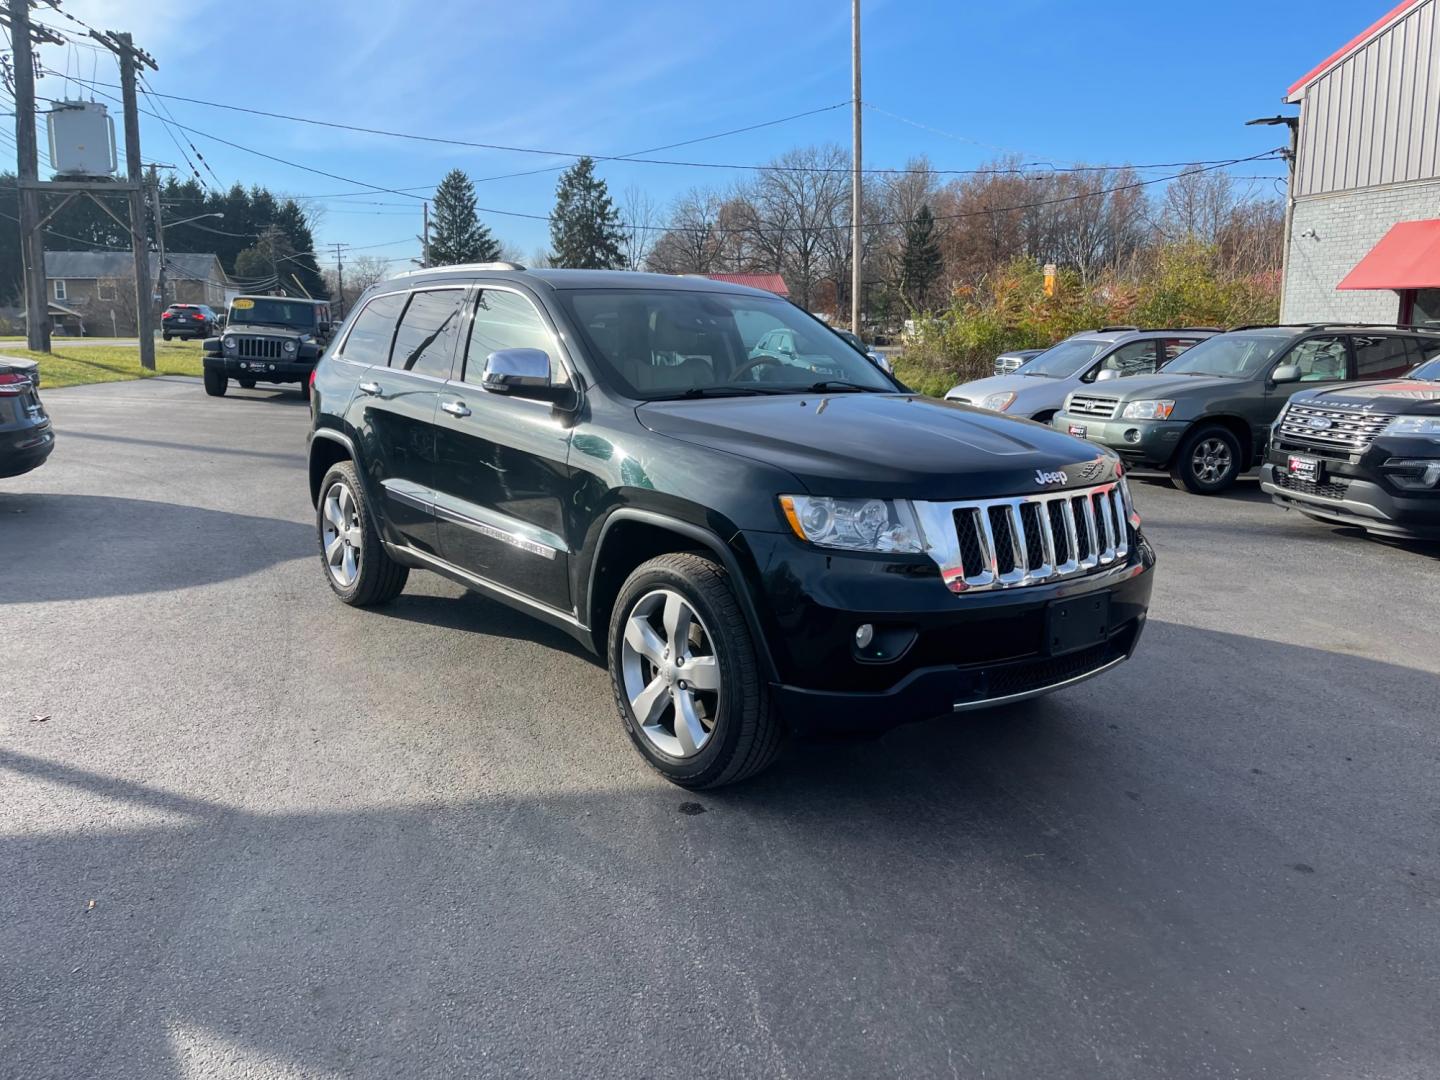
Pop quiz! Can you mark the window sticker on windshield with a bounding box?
[232,299,254,309]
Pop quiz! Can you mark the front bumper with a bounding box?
[1052,413,1186,467]
[743,530,1156,735]
[1260,457,1440,539]
[204,355,314,383]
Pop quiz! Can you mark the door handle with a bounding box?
[441,400,472,418]
[358,381,382,396]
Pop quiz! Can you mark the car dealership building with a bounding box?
[1281,0,1440,327]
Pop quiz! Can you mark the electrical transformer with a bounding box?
[46,100,118,178]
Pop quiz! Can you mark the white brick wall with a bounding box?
[1282,179,1440,323]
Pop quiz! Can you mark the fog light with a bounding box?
[1381,458,1440,490]
[855,623,875,648]
[1123,428,1141,443]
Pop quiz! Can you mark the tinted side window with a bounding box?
[341,292,406,366]
[1417,336,1440,362]
[463,289,563,384]
[1353,334,1413,379]
[1285,336,1349,381]
[1158,337,1202,363]
[390,289,466,378]
[1097,341,1158,377]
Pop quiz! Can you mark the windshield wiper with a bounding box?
[803,380,888,393]
[653,385,788,400]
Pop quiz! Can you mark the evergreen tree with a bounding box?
[899,203,943,311]
[549,157,627,270]
[274,199,328,299]
[428,169,500,266]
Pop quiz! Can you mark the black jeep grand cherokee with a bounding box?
[308,267,1155,787]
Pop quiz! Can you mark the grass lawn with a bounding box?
[6,340,206,390]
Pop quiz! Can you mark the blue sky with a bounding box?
[34,0,1390,271]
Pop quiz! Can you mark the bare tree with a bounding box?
[647,188,728,275]
[619,185,660,272]
[1157,168,1235,245]
[321,254,391,310]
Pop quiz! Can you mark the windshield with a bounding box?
[1411,357,1440,381]
[559,289,897,398]
[228,298,317,330]
[1021,338,1114,379]
[1159,332,1291,378]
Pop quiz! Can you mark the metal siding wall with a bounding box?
[1293,0,1440,198]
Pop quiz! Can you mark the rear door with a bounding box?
[1351,334,1417,381]
[432,284,575,613]
[338,287,460,554]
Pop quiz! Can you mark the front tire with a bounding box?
[1171,424,1242,494]
[237,377,257,390]
[316,461,408,606]
[608,553,783,788]
[203,368,227,396]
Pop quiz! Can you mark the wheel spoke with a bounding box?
[683,654,719,693]
[630,675,670,727]
[624,616,666,665]
[325,535,345,565]
[662,593,692,651]
[674,690,706,756]
[341,545,358,583]
[340,486,355,523]
[324,498,345,530]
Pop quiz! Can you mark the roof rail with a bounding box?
[392,260,527,279]
[1096,325,1141,332]
[1310,321,1439,332]
[1151,326,1224,333]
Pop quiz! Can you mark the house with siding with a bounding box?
[40,252,228,336]
[1281,0,1440,326]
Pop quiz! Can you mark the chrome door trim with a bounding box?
[431,495,566,560]
[385,542,583,626]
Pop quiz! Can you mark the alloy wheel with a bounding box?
[1192,438,1233,485]
[321,481,363,587]
[620,589,722,758]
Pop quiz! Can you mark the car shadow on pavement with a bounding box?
[1,622,1436,1078]
[60,429,307,464]
[0,493,313,603]
[371,590,594,660]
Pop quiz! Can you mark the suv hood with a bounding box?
[946,373,1030,400]
[1071,371,1236,403]
[1299,378,1440,416]
[227,323,310,339]
[637,393,1120,501]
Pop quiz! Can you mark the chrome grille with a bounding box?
[237,336,283,360]
[1065,394,1120,419]
[994,357,1024,376]
[915,481,1133,594]
[1276,404,1389,456]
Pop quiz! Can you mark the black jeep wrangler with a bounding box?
[307,267,1156,787]
[202,295,334,397]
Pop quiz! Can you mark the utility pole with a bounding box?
[105,32,159,370]
[330,242,349,316]
[850,0,862,336]
[421,201,431,268]
[7,0,57,352]
[148,164,167,309]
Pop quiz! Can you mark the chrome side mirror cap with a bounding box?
[482,348,552,394]
[1272,363,1301,384]
[1094,367,1120,382]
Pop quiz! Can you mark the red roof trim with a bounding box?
[1336,220,1440,291]
[1287,0,1423,99]
[702,273,790,296]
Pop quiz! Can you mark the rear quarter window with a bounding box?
[339,292,407,366]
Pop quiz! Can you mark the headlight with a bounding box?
[222,335,237,352]
[1383,415,1440,439]
[779,495,924,553]
[980,391,1017,412]
[1121,399,1175,420]
[283,339,298,355]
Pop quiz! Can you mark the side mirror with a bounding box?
[1094,367,1120,382]
[482,347,560,399]
[1271,363,1301,384]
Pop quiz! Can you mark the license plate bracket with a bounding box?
[1287,454,1322,483]
[1045,594,1111,656]
[1068,423,1088,438]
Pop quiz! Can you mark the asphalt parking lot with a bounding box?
[3,378,1438,1080]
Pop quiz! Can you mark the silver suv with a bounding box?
[945,328,1217,423]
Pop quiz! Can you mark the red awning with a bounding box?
[1336,220,1440,291]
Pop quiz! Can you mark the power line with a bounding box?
[53,72,1282,181]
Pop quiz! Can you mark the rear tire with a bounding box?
[608,553,783,788]
[1170,424,1241,494]
[203,368,227,397]
[316,461,408,606]
[162,333,171,341]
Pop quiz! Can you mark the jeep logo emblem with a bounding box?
[1034,469,1069,486]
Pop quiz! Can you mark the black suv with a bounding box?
[202,296,334,397]
[1263,352,1440,540]
[161,303,220,340]
[307,267,1155,787]
[1053,324,1440,494]
[0,356,52,479]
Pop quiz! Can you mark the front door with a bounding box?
[1258,334,1352,447]
[432,286,575,614]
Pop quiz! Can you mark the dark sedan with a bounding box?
[0,357,53,479]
